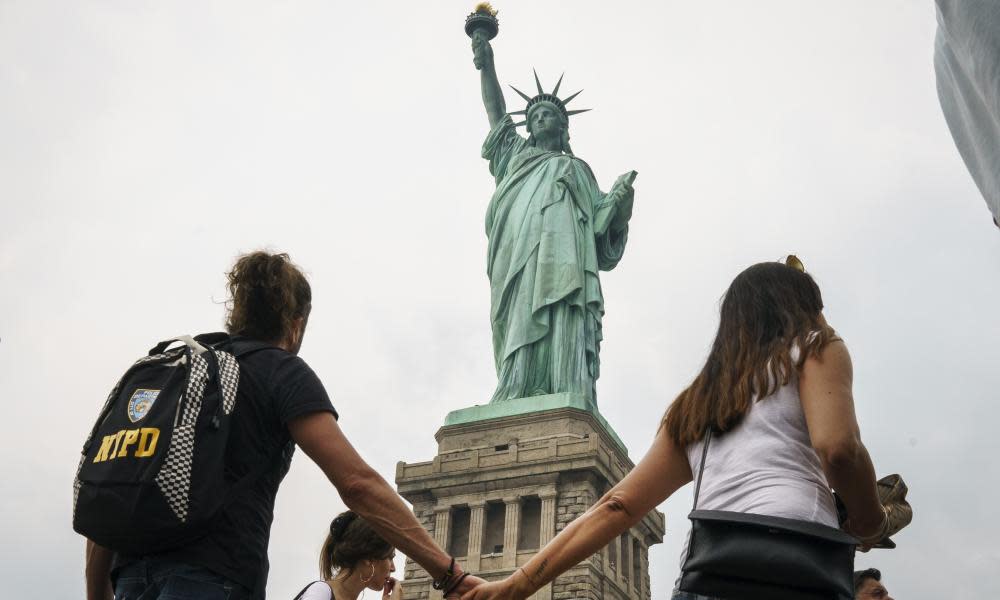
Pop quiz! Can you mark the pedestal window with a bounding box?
[448,506,471,557]
[517,496,541,550]
[482,501,506,554]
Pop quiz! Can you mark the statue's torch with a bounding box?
[465,3,499,41]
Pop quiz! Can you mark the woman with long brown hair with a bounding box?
[462,258,890,600]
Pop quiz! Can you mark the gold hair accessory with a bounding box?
[784,254,805,272]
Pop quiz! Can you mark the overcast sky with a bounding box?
[2,1,999,598]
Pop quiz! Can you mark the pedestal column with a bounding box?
[427,509,452,600]
[502,496,520,568]
[467,501,486,571]
[533,493,559,600]
[539,493,557,545]
[433,508,451,548]
[624,534,634,592]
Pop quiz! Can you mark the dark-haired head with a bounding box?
[663,260,836,446]
[320,511,395,583]
[225,251,311,353]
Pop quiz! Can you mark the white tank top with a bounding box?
[677,344,839,571]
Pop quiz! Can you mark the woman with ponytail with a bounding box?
[93,251,483,600]
[295,511,401,600]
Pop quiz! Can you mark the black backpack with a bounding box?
[72,333,272,554]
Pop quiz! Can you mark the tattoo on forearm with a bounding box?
[533,558,549,580]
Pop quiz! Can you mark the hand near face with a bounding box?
[382,577,402,600]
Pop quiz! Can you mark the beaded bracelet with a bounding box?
[432,557,457,590]
[443,572,471,597]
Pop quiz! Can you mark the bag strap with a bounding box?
[691,428,713,511]
[292,581,328,600]
[149,335,209,356]
[151,333,276,358]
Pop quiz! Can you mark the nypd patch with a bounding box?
[127,389,160,423]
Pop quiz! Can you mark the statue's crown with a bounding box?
[509,70,591,128]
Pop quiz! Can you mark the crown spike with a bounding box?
[533,69,544,95]
[552,73,565,96]
[563,89,584,105]
[513,120,527,127]
[565,109,592,116]
[509,85,533,102]
[508,110,527,116]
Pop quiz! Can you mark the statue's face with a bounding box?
[528,103,565,141]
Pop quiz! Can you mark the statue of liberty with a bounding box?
[468,5,637,407]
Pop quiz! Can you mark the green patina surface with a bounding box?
[444,393,627,456]
[470,17,637,409]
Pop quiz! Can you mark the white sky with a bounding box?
[2,1,999,598]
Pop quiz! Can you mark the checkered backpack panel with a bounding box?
[153,349,239,522]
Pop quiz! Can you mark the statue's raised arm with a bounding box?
[469,7,507,128]
[472,33,506,128]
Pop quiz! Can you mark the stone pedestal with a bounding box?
[395,394,665,600]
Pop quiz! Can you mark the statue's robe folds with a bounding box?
[483,116,628,404]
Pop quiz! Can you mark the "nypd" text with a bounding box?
[92,428,160,463]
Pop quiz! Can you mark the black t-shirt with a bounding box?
[113,338,337,598]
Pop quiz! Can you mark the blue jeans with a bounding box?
[672,591,721,600]
[113,559,250,600]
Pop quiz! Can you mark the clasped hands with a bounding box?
[443,567,534,600]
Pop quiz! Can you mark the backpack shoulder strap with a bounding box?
[149,335,209,356]
[149,332,229,356]
[193,331,231,348]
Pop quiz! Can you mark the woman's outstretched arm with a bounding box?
[462,424,693,600]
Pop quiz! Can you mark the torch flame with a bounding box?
[474,2,498,17]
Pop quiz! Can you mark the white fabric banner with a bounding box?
[935,0,1000,229]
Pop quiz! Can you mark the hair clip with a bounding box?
[784,254,805,272]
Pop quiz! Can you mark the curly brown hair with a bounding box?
[225,251,311,344]
[320,511,394,580]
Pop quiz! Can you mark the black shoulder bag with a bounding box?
[678,430,857,600]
